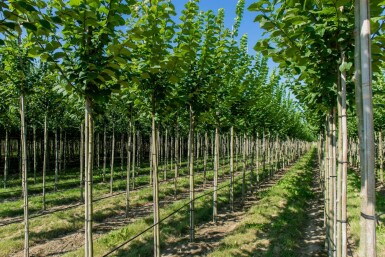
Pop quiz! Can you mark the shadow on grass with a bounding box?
[246,153,317,257]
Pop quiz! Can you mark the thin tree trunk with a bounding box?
[63,132,67,173]
[230,126,234,212]
[20,92,29,257]
[110,125,115,195]
[213,126,219,222]
[126,127,131,218]
[337,61,349,257]
[54,129,58,191]
[341,55,348,257]
[3,129,8,188]
[188,106,195,242]
[80,123,84,203]
[120,133,124,177]
[359,1,376,255]
[103,126,107,182]
[379,130,384,184]
[174,123,179,197]
[42,114,47,210]
[33,126,36,184]
[84,98,94,257]
[203,131,208,188]
[96,133,100,171]
[164,129,168,181]
[59,128,63,173]
[151,96,160,257]
[132,126,136,189]
[242,133,246,202]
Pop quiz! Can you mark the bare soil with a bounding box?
[297,167,327,257]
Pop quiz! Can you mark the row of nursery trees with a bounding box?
[248,0,384,257]
[0,0,314,256]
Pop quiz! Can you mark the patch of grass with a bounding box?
[346,169,385,257]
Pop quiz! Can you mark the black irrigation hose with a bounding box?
[101,173,248,257]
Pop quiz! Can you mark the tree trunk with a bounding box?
[152,96,160,257]
[164,129,168,181]
[132,126,136,190]
[80,123,84,203]
[84,98,94,257]
[42,114,47,210]
[242,133,246,202]
[103,126,107,182]
[54,129,58,191]
[126,127,131,218]
[188,106,195,242]
[356,0,376,255]
[213,126,219,222]
[63,132,67,173]
[33,126,37,184]
[3,129,8,188]
[379,130,384,184]
[120,133,124,177]
[337,59,348,257]
[203,132,208,188]
[20,92,29,257]
[110,125,115,195]
[230,126,234,212]
[96,133,100,171]
[174,123,179,197]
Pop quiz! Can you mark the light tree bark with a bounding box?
[358,1,376,255]
[203,131,208,188]
[188,105,195,242]
[230,126,234,212]
[110,125,115,195]
[151,96,160,257]
[174,123,179,197]
[33,126,37,184]
[20,91,29,257]
[242,133,246,202]
[132,126,136,190]
[54,129,58,191]
[337,58,348,257]
[103,125,107,182]
[3,129,8,188]
[379,130,384,184]
[126,127,131,218]
[84,98,94,257]
[42,114,48,210]
[80,123,84,203]
[213,126,219,222]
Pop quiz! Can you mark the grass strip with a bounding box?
[207,149,316,257]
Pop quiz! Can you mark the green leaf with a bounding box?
[38,19,51,30]
[16,1,38,12]
[69,0,81,6]
[141,73,150,79]
[339,62,352,72]
[22,22,37,31]
[53,52,66,59]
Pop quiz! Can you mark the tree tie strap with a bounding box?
[360,212,376,221]
[336,219,348,223]
[338,161,349,164]
[329,175,337,178]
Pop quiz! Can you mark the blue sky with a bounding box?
[172,0,277,70]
